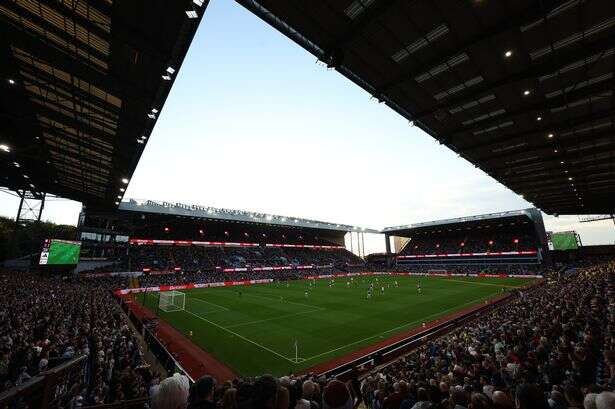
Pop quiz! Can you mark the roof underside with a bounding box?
[0,0,206,205]
[384,214,534,238]
[237,0,615,215]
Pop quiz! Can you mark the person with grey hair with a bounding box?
[583,393,597,409]
[151,373,190,409]
[594,392,615,409]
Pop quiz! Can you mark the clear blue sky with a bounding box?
[1,0,614,252]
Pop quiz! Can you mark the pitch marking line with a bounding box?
[302,293,496,362]
[243,292,320,309]
[183,309,296,363]
[434,278,523,288]
[189,296,230,311]
[226,307,325,329]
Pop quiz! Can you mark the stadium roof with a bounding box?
[0,0,207,205]
[119,198,379,233]
[381,208,539,234]
[237,0,615,215]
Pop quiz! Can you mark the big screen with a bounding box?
[551,232,578,250]
[40,239,81,265]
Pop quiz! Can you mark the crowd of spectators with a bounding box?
[1,259,613,409]
[91,245,365,274]
[143,260,614,409]
[400,232,538,256]
[392,264,543,276]
[0,272,162,406]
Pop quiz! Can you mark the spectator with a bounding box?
[188,375,216,409]
[251,375,279,409]
[322,380,353,409]
[594,392,615,409]
[152,373,190,409]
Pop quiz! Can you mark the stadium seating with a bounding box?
[399,231,538,255]
[91,244,365,274]
[1,260,613,409]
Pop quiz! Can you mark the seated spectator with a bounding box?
[151,373,190,409]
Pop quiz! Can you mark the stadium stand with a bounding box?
[2,1,615,408]
[1,259,613,409]
[386,210,549,272]
[100,244,365,274]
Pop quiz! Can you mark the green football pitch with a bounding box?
[136,275,534,376]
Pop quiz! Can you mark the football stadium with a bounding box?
[1,1,614,409]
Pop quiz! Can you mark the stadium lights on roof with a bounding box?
[122,178,129,184]
[193,0,204,6]
[162,74,172,81]
[115,201,119,205]
[0,144,10,153]
[504,50,513,58]
[536,116,542,121]
[548,133,554,138]
[151,108,159,114]
[185,10,198,18]
[166,66,176,74]
[8,79,15,85]
[120,188,125,192]
[117,195,122,199]
[137,139,145,144]
[147,113,156,119]
[29,183,35,188]
[13,162,19,167]
[523,89,531,96]
[23,174,29,179]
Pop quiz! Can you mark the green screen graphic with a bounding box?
[551,232,578,250]
[40,239,81,265]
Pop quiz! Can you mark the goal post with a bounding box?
[159,290,186,312]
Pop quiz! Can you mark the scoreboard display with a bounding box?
[550,232,579,250]
[40,239,81,265]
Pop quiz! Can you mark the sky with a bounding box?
[1,0,614,253]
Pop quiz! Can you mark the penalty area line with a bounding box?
[182,309,296,363]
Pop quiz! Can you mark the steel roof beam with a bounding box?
[462,109,615,155]
[483,129,615,169]
[416,37,615,123]
[377,0,563,94]
[2,1,109,63]
[2,24,155,106]
[450,79,615,140]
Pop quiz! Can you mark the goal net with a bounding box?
[159,290,186,312]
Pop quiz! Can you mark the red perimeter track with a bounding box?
[125,298,237,382]
[124,281,533,381]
